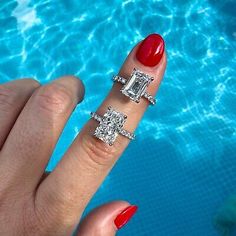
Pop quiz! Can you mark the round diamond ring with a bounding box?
[113,68,156,105]
[91,106,135,145]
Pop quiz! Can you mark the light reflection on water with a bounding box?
[0,0,236,235]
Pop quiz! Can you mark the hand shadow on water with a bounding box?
[214,195,236,236]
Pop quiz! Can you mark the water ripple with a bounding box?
[0,1,236,235]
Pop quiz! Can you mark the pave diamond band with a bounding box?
[119,129,135,140]
[91,107,135,145]
[113,68,156,105]
[91,112,102,123]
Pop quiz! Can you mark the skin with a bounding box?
[0,41,166,236]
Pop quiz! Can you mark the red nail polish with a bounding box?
[114,205,138,230]
[136,33,165,67]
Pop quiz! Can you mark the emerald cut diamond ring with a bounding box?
[113,68,156,105]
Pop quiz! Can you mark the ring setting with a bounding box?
[113,68,156,105]
[91,107,135,145]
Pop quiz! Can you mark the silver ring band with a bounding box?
[91,107,135,145]
[119,129,135,140]
[113,69,156,105]
[91,112,102,123]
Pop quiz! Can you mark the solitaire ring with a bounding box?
[113,68,156,105]
[91,106,135,146]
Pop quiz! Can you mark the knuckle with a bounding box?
[0,78,40,114]
[80,131,119,168]
[35,83,74,114]
[0,85,18,113]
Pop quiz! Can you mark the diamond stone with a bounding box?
[94,107,127,145]
[121,68,153,103]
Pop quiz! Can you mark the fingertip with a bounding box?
[76,201,136,236]
[136,33,165,67]
[52,75,85,103]
[114,205,138,230]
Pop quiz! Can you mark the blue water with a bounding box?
[1,0,236,235]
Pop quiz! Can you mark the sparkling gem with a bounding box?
[94,107,126,145]
[121,69,153,103]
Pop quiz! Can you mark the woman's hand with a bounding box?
[0,34,166,236]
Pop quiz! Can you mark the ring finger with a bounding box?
[37,33,166,233]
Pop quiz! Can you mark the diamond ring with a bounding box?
[113,68,156,105]
[91,106,135,146]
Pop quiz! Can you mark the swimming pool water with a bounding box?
[1,0,236,235]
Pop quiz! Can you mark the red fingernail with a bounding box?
[136,33,165,67]
[114,205,138,230]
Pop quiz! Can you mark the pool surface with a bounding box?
[1,0,236,235]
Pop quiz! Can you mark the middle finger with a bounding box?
[0,76,84,193]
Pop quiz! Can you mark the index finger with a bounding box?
[37,34,166,231]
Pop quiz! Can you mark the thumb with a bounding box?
[76,201,138,236]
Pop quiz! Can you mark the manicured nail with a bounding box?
[136,33,165,67]
[114,205,138,230]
